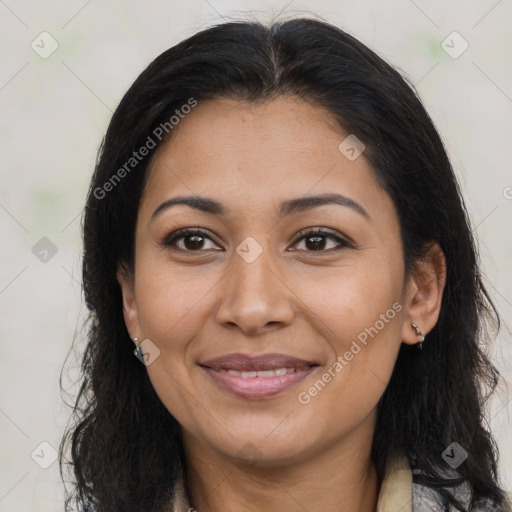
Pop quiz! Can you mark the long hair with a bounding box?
[59,17,510,511]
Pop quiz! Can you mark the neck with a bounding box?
[182,418,380,512]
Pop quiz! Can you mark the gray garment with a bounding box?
[412,472,508,511]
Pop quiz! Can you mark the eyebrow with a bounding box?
[151,192,370,221]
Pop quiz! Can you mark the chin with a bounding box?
[205,428,317,468]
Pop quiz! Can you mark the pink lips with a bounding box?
[199,353,318,399]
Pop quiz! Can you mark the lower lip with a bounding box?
[200,366,317,399]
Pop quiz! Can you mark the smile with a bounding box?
[199,353,318,399]
[219,367,304,378]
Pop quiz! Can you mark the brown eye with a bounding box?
[162,229,221,252]
[292,229,351,252]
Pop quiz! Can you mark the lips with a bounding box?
[199,353,318,399]
[199,353,316,372]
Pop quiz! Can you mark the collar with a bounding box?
[377,453,412,512]
[171,453,413,512]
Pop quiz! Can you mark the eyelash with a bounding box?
[162,227,352,254]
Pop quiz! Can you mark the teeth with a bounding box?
[221,367,305,378]
[257,370,278,377]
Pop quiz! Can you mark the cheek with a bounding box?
[134,259,216,345]
[296,259,403,394]
[134,264,212,428]
[292,279,402,437]
[296,257,403,342]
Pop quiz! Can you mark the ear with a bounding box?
[401,242,447,345]
[116,262,140,340]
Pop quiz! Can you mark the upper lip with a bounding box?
[199,353,317,371]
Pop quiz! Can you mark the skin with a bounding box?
[117,96,446,512]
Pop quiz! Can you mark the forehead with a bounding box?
[139,96,394,226]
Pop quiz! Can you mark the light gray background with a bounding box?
[0,1,511,510]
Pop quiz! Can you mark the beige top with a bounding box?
[169,453,413,512]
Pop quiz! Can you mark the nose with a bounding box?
[215,245,295,335]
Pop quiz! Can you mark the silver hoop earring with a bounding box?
[411,322,425,350]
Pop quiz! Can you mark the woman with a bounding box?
[59,17,511,512]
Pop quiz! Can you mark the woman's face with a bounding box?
[118,96,433,467]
